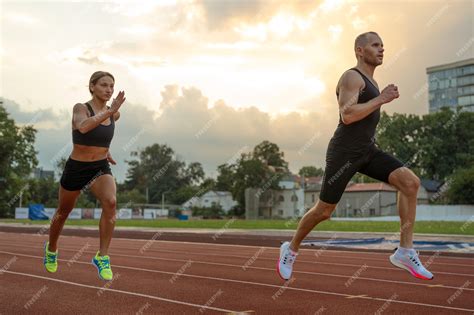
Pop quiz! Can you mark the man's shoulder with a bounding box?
[339,69,365,89]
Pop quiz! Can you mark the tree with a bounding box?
[298,166,324,177]
[0,103,38,217]
[215,164,236,191]
[191,204,225,219]
[253,140,288,168]
[184,162,205,185]
[446,166,474,204]
[376,111,422,173]
[218,141,288,212]
[124,143,205,204]
[418,108,460,180]
[116,188,147,207]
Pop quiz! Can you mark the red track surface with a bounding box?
[0,231,473,314]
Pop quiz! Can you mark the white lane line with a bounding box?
[1,241,471,278]
[1,231,472,263]
[0,245,472,291]
[1,250,473,313]
[1,270,238,313]
[106,244,474,268]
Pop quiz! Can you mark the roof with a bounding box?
[420,179,442,192]
[345,183,397,192]
[426,58,474,73]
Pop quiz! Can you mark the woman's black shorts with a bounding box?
[60,158,112,191]
[319,144,404,204]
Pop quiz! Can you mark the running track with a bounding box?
[0,231,473,314]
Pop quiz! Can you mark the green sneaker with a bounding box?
[43,241,58,273]
[92,251,113,281]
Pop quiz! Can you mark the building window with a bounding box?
[370,209,375,216]
[278,210,284,216]
[450,78,457,87]
[291,195,298,202]
[278,195,284,202]
[459,95,474,106]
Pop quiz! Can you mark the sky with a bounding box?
[1,0,473,182]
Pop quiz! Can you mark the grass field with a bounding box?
[0,219,472,235]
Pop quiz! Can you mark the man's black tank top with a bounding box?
[329,68,380,153]
[72,102,115,148]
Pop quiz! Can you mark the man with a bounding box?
[277,32,433,281]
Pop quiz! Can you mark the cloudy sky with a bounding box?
[1,0,473,182]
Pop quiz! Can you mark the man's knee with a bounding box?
[400,174,420,196]
[309,201,336,220]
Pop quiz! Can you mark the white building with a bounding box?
[182,191,237,213]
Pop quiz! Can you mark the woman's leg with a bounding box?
[48,186,81,252]
[90,174,116,256]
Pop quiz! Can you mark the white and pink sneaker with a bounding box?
[277,241,298,280]
[389,248,433,280]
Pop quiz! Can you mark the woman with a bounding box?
[44,71,125,281]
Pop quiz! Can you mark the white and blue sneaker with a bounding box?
[277,241,297,280]
[389,248,433,280]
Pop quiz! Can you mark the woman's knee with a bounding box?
[101,196,117,211]
[53,207,73,222]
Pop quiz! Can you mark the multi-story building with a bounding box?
[31,167,54,180]
[427,58,474,113]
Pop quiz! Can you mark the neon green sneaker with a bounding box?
[43,241,58,273]
[92,251,113,281]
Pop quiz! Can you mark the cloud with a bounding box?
[4,11,39,26]
[2,85,339,182]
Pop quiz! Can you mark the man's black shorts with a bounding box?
[319,144,404,204]
[60,158,112,191]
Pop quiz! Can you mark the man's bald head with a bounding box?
[354,31,380,50]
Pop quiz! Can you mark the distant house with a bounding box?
[304,183,322,211]
[420,179,443,202]
[336,183,398,217]
[182,191,237,213]
[245,174,440,219]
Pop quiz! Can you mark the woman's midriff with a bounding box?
[70,144,108,162]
